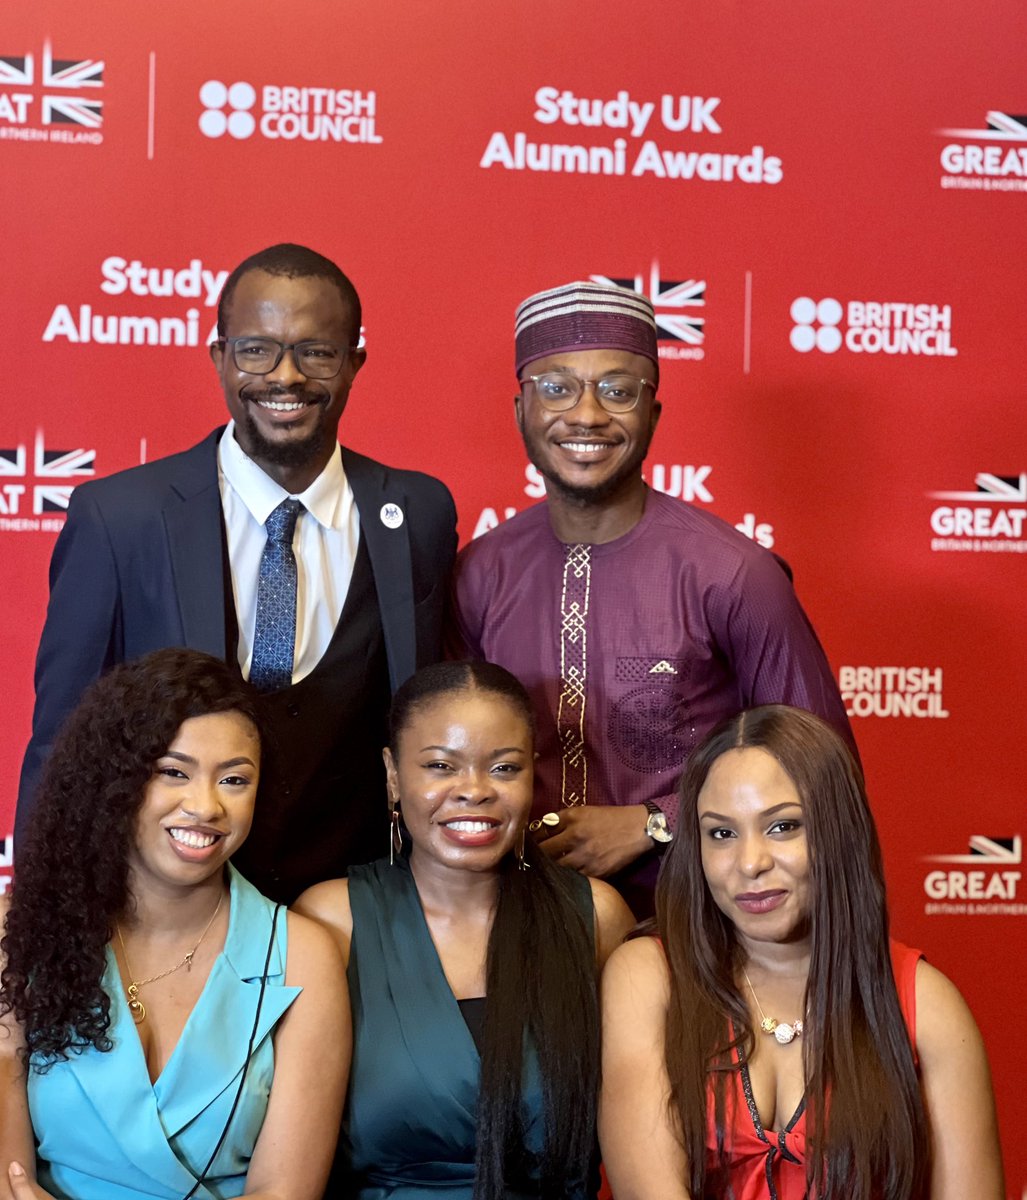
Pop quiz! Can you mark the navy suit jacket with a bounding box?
[17,428,457,850]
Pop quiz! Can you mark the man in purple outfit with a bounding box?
[448,280,852,914]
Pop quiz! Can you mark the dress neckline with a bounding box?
[397,858,486,1060]
[737,1052,807,1144]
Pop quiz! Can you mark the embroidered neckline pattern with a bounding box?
[557,544,591,807]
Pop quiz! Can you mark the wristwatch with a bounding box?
[643,801,673,845]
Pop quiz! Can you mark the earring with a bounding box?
[389,805,403,867]
[516,827,530,871]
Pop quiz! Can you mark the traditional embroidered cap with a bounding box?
[514,280,659,374]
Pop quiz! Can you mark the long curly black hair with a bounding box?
[1,648,267,1067]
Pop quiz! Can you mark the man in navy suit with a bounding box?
[18,243,457,901]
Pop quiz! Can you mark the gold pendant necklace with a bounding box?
[116,893,224,1024]
[742,967,805,1045]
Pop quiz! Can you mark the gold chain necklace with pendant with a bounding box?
[115,892,224,1024]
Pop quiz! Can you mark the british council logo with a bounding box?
[198,81,257,139]
[790,297,843,353]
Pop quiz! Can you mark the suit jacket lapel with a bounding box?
[344,448,416,692]
[163,431,227,657]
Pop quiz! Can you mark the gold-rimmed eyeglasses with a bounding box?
[520,371,654,414]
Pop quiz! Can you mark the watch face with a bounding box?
[646,812,674,844]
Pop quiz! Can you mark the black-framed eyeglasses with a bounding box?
[215,337,359,380]
[520,371,654,414]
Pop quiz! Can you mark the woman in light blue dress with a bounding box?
[0,648,350,1200]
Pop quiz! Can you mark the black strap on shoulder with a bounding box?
[181,902,283,1200]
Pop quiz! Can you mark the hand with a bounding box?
[7,1163,55,1200]
[535,806,651,877]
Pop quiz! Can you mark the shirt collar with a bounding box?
[218,421,349,530]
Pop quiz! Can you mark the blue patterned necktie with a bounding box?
[249,499,304,693]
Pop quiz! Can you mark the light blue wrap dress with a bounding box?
[27,866,298,1200]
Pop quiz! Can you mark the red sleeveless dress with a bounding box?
[701,940,922,1200]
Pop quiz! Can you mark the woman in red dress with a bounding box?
[599,704,1003,1200]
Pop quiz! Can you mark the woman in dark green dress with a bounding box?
[295,661,634,1200]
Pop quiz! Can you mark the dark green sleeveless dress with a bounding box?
[336,855,595,1199]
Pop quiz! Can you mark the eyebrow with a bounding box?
[418,745,527,756]
[699,801,803,821]
[162,751,257,769]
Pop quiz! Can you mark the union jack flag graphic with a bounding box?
[937,111,1027,141]
[927,472,1027,503]
[42,39,104,125]
[985,112,1027,137]
[0,41,105,127]
[0,432,95,514]
[925,835,1022,865]
[592,262,706,345]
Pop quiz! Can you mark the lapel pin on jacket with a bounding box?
[380,502,404,529]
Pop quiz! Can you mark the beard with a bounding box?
[537,465,637,505]
[520,426,653,506]
[236,384,330,469]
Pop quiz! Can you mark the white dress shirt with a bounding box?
[217,422,360,685]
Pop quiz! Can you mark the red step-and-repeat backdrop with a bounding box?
[2,0,1024,1188]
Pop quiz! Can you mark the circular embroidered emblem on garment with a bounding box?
[609,684,688,773]
[379,502,404,529]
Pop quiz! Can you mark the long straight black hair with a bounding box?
[656,705,929,1200]
[389,661,599,1200]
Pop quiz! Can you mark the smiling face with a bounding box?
[384,688,534,876]
[128,711,260,894]
[210,269,365,492]
[515,348,660,504]
[697,746,811,952]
